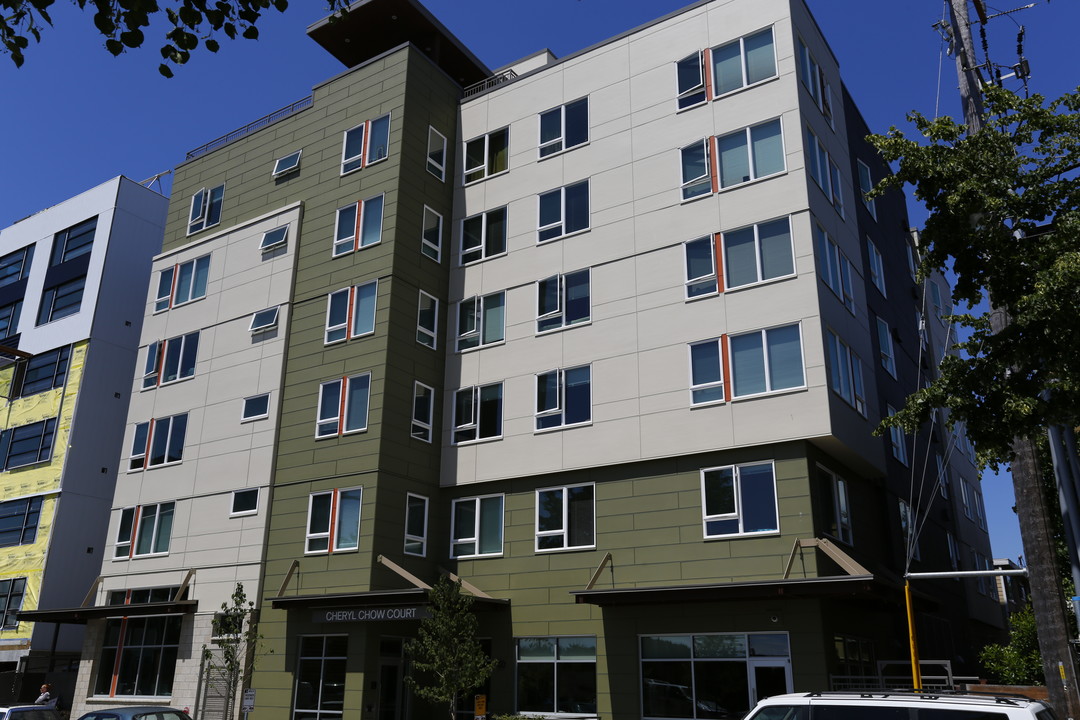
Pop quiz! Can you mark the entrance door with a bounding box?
[749,660,791,706]
[377,638,408,720]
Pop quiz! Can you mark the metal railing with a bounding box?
[185,96,314,161]
[830,675,981,692]
[463,69,517,98]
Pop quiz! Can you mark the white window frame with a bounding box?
[717,118,786,189]
[798,37,833,124]
[887,405,909,466]
[260,225,289,251]
[680,137,713,201]
[684,235,718,299]
[857,159,876,219]
[188,184,225,235]
[899,498,920,561]
[710,26,778,97]
[826,330,866,416]
[688,338,724,407]
[721,216,795,290]
[230,489,259,517]
[411,382,433,443]
[537,180,590,243]
[324,280,378,345]
[305,487,362,554]
[426,126,446,180]
[867,238,886,296]
[421,206,443,262]
[142,331,199,389]
[249,307,279,333]
[535,483,596,552]
[816,226,855,312]
[675,51,706,110]
[535,365,591,431]
[332,194,384,257]
[155,255,211,312]
[463,127,509,184]
[452,383,503,445]
[538,97,589,158]
[728,323,806,399]
[460,207,508,265]
[876,317,897,378]
[536,269,590,334]
[820,466,853,544]
[450,494,504,558]
[404,493,428,557]
[456,291,505,351]
[416,290,438,349]
[118,502,176,558]
[315,374,371,438]
[700,462,779,539]
[272,150,302,178]
[241,393,270,422]
[341,113,391,175]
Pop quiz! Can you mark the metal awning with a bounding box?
[571,575,885,607]
[17,599,198,624]
[270,588,508,611]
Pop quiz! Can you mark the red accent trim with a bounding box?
[709,136,720,195]
[168,265,179,309]
[155,342,165,387]
[338,377,347,435]
[703,48,714,102]
[108,589,134,697]
[721,334,732,403]
[361,120,371,169]
[128,506,141,559]
[328,490,339,552]
[354,201,363,251]
[345,287,355,338]
[714,233,725,294]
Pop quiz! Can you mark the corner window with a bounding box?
[427,127,447,180]
[155,255,210,311]
[1,418,57,469]
[876,317,897,378]
[272,150,302,178]
[249,307,279,333]
[0,301,20,338]
[539,97,588,158]
[241,393,270,422]
[464,127,509,184]
[421,206,443,262]
[325,280,378,344]
[0,245,34,288]
[899,499,919,560]
[37,275,86,324]
[316,374,371,438]
[260,225,289,251]
[404,493,428,556]
[129,414,188,470]
[0,579,25,629]
[680,138,713,200]
[729,324,805,398]
[820,466,852,544]
[825,330,866,415]
[701,462,778,538]
[857,159,876,219]
[51,216,97,265]
[333,195,384,256]
[535,365,591,430]
[675,51,706,109]
[451,494,503,558]
[306,487,362,553]
[887,405,908,465]
[717,118,785,188]
[231,489,259,516]
[341,113,391,174]
[816,227,854,312]
[453,383,502,444]
[13,344,71,397]
[947,532,959,570]
[456,291,504,351]
[461,207,507,265]
[538,180,589,242]
[867,238,886,296]
[0,496,41,547]
[115,502,175,558]
[417,291,438,349]
[411,382,433,443]
[537,270,589,333]
[188,184,225,234]
[712,27,777,95]
[684,236,718,298]
[516,637,597,714]
[689,339,724,406]
[536,484,595,551]
[798,38,833,124]
[723,217,794,289]
[142,332,199,389]
[937,454,951,499]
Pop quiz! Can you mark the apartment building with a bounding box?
[0,177,166,700]
[48,0,1000,718]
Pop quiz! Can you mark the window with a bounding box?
[820,466,852,544]
[0,418,57,469]
[816,227,854,311]
[538,180,589,242]
[292,636,347,720]
[876,318,897,378]
[0,496,41,547]
[231,489,258,516]
[14,344,71,396]
[421,206,443,262]
[416,291,438,349]
[946,532,959,570]
[461,207,507,264]
[95,589,183,697]
[537,270,589,333]
[0,578,25,629]
[0,301,21,338]
[427,126,447,180]
[261,225,289,251]
[729,324,804,398]
[960,478,974,520]
[685,236,718,298]
[129,414,188,470]
[325,280,378,344]
[974,485,987,529]
[887,405,908,465]
[516,637,597,714]
[675,51,706,109]
[717,119,784,188]
[455,291,504,352]
[242,393,270,422]
[404,493,428,556]
[856,160,876,219]
[828,158,844,216]
[341,113,390,174]
[464,127,509,183]
[306,488,362,553]
[867,239,886,296]
[689,339,724,406]
[316,375,371,438]
[272,150,302,177]
[701,462,778,538]
[411,382,433,443]
[188,183,225,234]
[723,217,794,289]
[249,307,279,332]
[798,38,833,123]
[928,280,945,323]
[0,245,33,288]
[536,365,591,430]
[155,255,210,312]
[37,275,85,324]
[680,138,714,200]
[115,502,175,558]
[51,216,97,265]
[333,195,384,256]
[142,332,199,388]
[451,495,503,557]
[805,127,844,215]
[825,330,866,415]
[936,454,951,498]
[539,97,588,157]
[641,633,790,720]
[899,499,919,561]
[712,27,777,95]
[536,484,594,551]
[453,383,503,444]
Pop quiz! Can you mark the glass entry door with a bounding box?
[749,659,791,706]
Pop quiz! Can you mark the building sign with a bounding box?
[314,606,432,623]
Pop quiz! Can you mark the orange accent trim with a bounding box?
[714,233,725,294]
[721,334,732,403]
[709,136,720,195]
[168,265,179,309]
[155,342,165,387]
[361,120,371,169]
[145,419,155,462]
[328,490,339,552]
[354,201,363,251]
[108,588,134,697]
[338,377,347,435]
[345,287,355,338]
[703,48,714,102]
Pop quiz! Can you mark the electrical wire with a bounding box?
[934,0,949,119]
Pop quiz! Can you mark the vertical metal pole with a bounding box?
[947,0,985,130]
[906,580,922,690]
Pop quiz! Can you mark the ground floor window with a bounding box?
[94,587,185,697]
[294,635,347,720]
[640,632,790,719]
[516,636,597,715]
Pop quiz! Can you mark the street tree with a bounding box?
[979,605,1044,686]
[405,576,497,720]
[202,582,265,720]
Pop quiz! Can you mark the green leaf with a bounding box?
[119,28,142,47]
[158,62,173,77]
[241,24,257,39]
[105,37,123,54]
[204,37,218,52]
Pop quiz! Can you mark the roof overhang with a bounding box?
[306,0,489,86]
[571,575,888,607]
[270,588,509,611]
[17,600,198,624]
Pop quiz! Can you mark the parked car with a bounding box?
[0,707,63,720]
[75,707,193,720]
[744,690,1057,720]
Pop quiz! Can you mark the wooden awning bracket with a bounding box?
[81,576,103,608]
[174,569,196,602]
[437,568,491,599]
[379,555,432,591]
[277,559,301,597]
[584,552,613,591]
[783,538,869,579]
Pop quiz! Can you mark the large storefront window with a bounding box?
[516,637,596,714]
[94,587,184,697]
[640,633,790,719]
[294,635,347,720]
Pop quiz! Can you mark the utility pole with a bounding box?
[946,1,1079,715]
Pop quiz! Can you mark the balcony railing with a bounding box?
[185,96,314,161]
[463,69,517,98]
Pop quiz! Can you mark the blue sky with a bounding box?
[4,0,1078,561]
